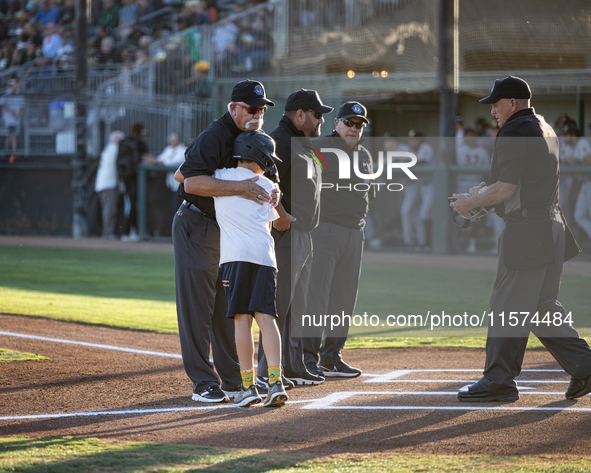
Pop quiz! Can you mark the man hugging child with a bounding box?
[213,130,287,407]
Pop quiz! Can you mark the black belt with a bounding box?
[182,200,206,215]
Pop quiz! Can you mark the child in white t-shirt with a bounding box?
[213,130,287,408]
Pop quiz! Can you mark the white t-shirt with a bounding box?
[213,167,279,268]
[95,142,119,192]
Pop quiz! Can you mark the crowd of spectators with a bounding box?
[0,0,270,79]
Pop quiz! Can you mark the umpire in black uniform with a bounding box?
[451,76,591,402]
[303,101,375,378]
[173,80,276,403]
[256,89,333,386]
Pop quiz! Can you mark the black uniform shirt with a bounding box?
[490,108,559,217]
[178,112,242,217]
[270,115,321,233]
[313,131,375,229]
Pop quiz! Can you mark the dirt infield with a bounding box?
[2,314,591,456]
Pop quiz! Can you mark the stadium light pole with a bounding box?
[73,0,89,238]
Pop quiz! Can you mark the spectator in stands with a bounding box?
[96,0,120,37]
[571,126,591,243]
[32,0,60,27]
[41,22,62,61]
[211,14,238,76]
[56,25,74,65]
[136,0,156,24]
[93,35,121,64]
[59,0,75,25]
[118,0,139,41]
[95,130,126,239]
[12,38,37,66]
[194,60,212,99]
[138,34,152,54]
[0,40,13,70]
[19,23,42,47]
[0,78,25,153]
[240,14,273,72]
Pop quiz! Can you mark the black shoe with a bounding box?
[221,383,240,399]
[306,363,324,377]
[565,373,591,400]
[320,360,362,378]
[192,385,229,403]
[457,383,519,402]
[284,369,324,386]
[256,375,294,391]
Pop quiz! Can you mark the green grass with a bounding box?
[0,348,48,362]
[1,436,591,473]
[1,246,589,347]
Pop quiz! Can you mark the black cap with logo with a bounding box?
[284,89,333,113]
[231,80,275,107]
[479,76,532,104]
[337,101,369,124]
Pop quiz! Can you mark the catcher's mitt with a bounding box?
[448,187,489,228]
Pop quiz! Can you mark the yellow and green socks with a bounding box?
[268,366,281,386]
[240,368,254,390]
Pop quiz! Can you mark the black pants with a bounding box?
[303,221,364,366]
[172,204,241,391]
[257,227,311,376]
[480,213,591,393]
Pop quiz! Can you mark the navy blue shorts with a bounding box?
[221,262,277,318]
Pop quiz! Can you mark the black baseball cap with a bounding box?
[284,89,333,113]
[337,101,369,124]
[231,80,275,107]
[479,76,532,104]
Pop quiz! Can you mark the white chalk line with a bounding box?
[0,330,183,359]
[2,390,589,421]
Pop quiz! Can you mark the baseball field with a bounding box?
[1,236,591,472]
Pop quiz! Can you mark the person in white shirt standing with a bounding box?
[0,78,25,154]
[144,132,187,216]
[213,130,287,408]
[95,130,125,239]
